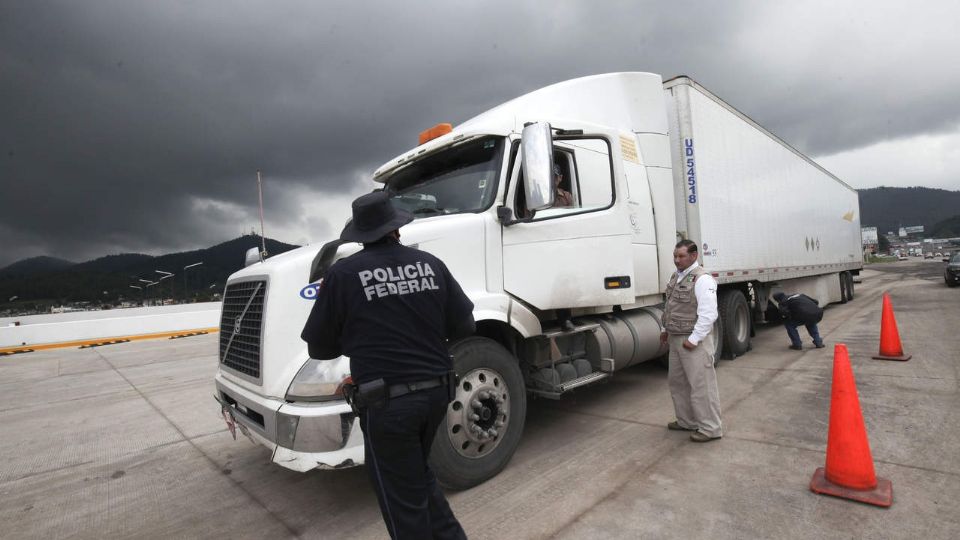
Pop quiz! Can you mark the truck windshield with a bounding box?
[385,136,504,218]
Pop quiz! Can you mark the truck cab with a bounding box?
[215,73,677,489]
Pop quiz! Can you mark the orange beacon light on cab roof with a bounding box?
[418,123,453,145]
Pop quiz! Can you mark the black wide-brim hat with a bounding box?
[340,191,414,243]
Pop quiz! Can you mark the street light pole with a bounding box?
[183,262,202,302]
[155,270,173,305]
[137,278,153,304]
[129,285,143,306]
[145,281,158,306]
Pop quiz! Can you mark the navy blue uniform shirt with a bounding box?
[301,239,475,385]
[778,293,823,325]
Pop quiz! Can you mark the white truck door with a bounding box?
[502,136,634,310]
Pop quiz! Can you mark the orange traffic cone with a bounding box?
[872,293,911,361]
[810,344,892,507]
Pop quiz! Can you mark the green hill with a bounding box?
[931,215,960,238]
[859,187,960,236]
[0,235,299,305]
[0,256,76,276]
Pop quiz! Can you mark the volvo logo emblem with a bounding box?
[233,314,243,336]
[300,282,321,300]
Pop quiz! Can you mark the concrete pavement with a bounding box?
[1,260,957,539]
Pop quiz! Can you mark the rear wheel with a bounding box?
[839,271,856,302]
[430,337,526,491]
[658,316,724,367]
[718,289,750,359]
[711,316,724,365]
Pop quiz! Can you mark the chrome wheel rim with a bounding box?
[446,367,510,459]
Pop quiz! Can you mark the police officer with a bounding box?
[660,239,722,442]
[773,291,825,350]
[301,191,472,540]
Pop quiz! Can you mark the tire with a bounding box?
[430,337,526,491]
[656,354,670,369]
[839,272,849,304]
[764,301,782,325]
[711,314,724,365]
[718,289,750,359]
[845,272,855,301]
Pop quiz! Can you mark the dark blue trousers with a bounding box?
[784,320,823,347]
[359,385,466,540]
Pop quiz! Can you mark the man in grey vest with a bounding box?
[659,240,722,442]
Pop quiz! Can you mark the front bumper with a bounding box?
[215,373,365,472]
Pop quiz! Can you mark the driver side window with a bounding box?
[513,137,613,220]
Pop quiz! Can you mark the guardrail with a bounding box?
[1,303,221,351]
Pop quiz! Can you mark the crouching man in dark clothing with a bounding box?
[302,191,473,540]
[773,292,825,350]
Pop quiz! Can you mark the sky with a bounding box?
[2,1,959,268]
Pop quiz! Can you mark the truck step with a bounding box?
[529,371,610,400]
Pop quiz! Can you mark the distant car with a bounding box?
[946,253,960,287]
[898,255,909,261]
[924,253,934,259]
[935,252,943,257]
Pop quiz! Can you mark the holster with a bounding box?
[342,383,359,415]
[352,378,388,410]
[447,369,458,402]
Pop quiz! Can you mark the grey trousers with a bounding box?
[667,333,723,438]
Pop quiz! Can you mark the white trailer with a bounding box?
[214,73,862,490]
[664,77,861,356]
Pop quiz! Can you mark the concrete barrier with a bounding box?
[0,303,221,348]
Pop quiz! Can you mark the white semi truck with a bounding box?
[214,73,862,489]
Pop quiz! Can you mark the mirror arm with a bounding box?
[497,206,533,226]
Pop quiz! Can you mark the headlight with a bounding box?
[285,358,352,402]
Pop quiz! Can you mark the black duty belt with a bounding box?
[388,376,446,399]
[346,373,454,412]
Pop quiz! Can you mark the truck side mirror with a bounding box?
[521,122,555,211]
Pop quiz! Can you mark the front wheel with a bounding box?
[430,337,527,490]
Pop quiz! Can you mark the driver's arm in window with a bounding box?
[553,163,575,208]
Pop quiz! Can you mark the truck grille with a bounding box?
[219,280,266,380]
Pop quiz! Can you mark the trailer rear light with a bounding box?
[418,123,453,145]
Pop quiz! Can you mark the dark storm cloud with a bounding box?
[2,1,958,267]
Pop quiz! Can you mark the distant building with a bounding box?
[861,226,878,253]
